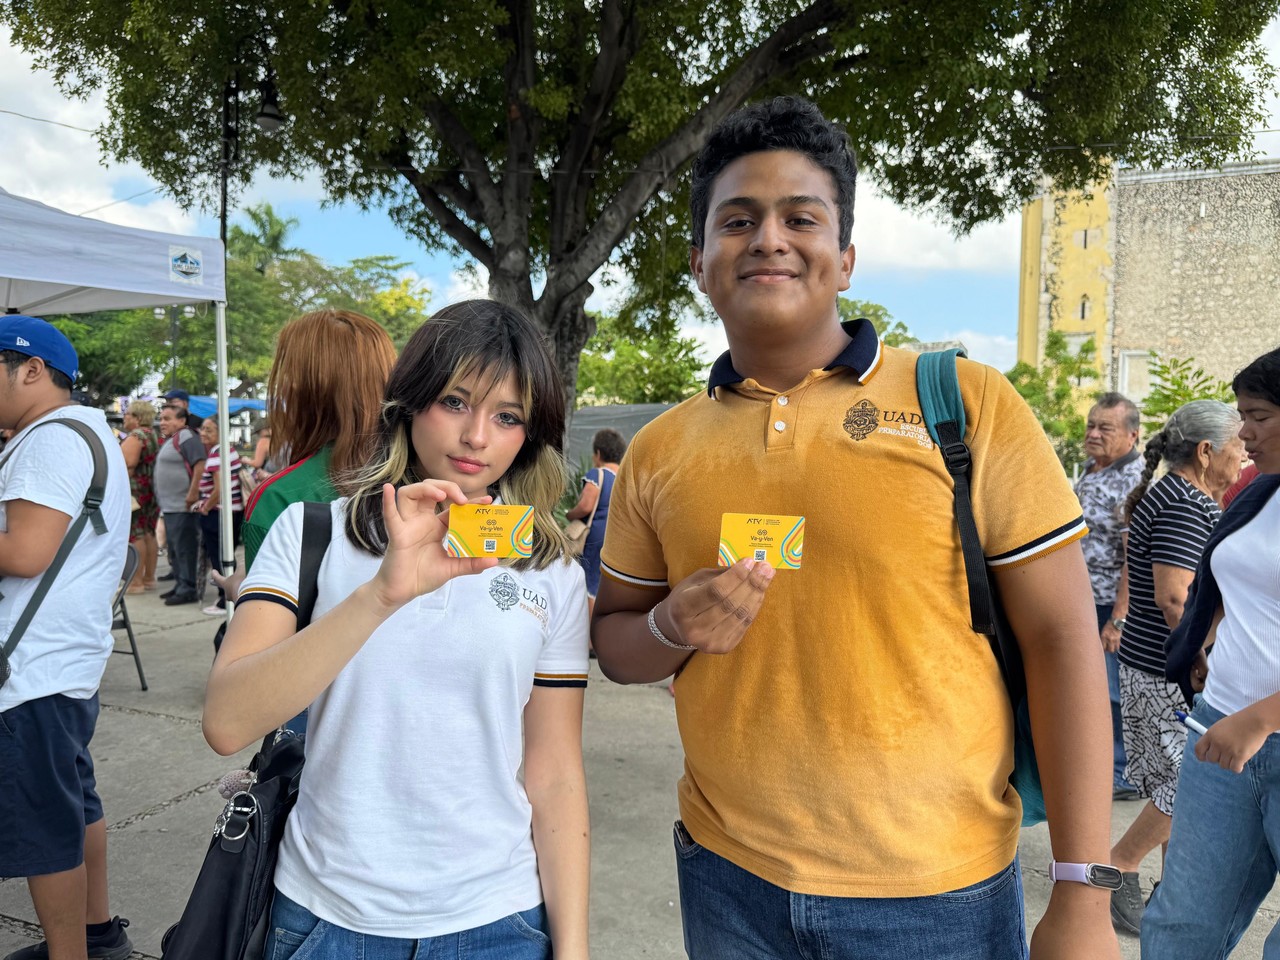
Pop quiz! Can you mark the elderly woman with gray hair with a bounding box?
[1106,399,1245,937]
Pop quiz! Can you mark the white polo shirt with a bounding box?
[239,499,589,937]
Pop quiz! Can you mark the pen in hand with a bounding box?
[1175,710,1209,736]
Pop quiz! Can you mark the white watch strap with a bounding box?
[1049,861,1089,884]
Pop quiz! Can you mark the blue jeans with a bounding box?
[1142,699,1280,958]
[673,822,1028,960]
[1096,604,1131,788]
[265,890,551,960]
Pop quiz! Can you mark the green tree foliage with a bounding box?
[7,1,1275,407]
[575,314,705,407]
[1006,331,1098,472]
[836,297,917,347]
[49,310,168,407]
[1140,353,1234,434]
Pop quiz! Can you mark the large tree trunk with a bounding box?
[488,265,595,421]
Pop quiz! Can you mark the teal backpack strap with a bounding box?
[914,349,994,635]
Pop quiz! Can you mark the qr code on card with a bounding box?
[753,549,767,562]
[484,538,498,553]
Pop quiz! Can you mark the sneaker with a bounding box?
[2,916,132,960]
[157,571,175,581]
[164,593,198,606]
[202,604,226,616]
[160,588,176,600]
[1110,871,1145,935]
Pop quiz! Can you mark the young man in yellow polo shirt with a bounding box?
[592,96,1121,959]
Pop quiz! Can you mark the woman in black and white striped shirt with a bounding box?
[1107,400,1245,936]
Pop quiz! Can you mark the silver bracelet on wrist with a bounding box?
[647,606,696,652]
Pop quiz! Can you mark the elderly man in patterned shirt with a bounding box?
[1075,392,1144,800]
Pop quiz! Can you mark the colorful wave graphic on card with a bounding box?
[444,504,534,558]
[717,513,804,570]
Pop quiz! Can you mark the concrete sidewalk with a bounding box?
[2,585,1275,958]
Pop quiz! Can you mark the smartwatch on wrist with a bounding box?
[1049,860,1124,890]
[1109,616,1127,631]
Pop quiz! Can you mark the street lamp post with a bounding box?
[155,304,196,392]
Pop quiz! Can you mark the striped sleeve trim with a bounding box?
[987,516,1088,568]
[600,562,668,590]
[237,587,299,616]
[533,672,589,688]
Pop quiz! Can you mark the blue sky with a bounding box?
[4,18,1279,375]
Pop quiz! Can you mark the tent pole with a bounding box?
[215,299,234,604]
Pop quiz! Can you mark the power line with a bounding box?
[77,186,164,216]
[0,107,96,133]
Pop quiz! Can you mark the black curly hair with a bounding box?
[689,95,857,251]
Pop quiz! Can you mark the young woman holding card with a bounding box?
[203,300,590,960]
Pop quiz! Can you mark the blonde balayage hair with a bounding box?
[267,310,397,479]
[344,300,571,570]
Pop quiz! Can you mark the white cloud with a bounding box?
[853,183,1022,275]
[945,330,1018,372]
[445,264,489,303]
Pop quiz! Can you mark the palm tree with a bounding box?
[227,202,303,274]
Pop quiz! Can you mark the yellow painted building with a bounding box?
[1016,180,1114,372]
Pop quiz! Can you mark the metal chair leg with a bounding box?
[117,598,148,691]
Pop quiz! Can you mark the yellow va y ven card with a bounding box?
[718,513,804,570]
[444,504,535,559]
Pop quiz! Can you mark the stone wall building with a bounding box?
[1017,161,1280,400]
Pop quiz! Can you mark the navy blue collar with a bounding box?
[705,318,881,398]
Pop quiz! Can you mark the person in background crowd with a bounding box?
[565,427,626,618]
[0,316,133,960]
[162,389,202,432]
[242,310,398,572]
[194,417,242,616]
[1107,400,1244,936]
[120,399,160,593]
[1075,393,1145,801]
[592,96,1119,960]
[244,422,275,484]
[1143,346,1280,956]
[204,301,590,960]
[155,405,205,606]
[1222,460,1259,509]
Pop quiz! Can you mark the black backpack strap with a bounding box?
[297,501,332,629]
[1,418,110,666]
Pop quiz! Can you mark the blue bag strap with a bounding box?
[916,348,967,446]
[914,349,995,637]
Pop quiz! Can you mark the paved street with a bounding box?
[2,582,1276,958]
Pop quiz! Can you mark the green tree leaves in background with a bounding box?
[576,314,705,406]
[1006,330,1099,472]
[8,0,1276,408]
[1140,353,1234,434]
[836,297,918,347]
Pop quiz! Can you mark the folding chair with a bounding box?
[112,544,148,690]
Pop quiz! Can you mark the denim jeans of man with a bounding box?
[264,890,551,960]
[1096,604,1132,789]
[1142,699,1280,959]
[162,511,200,598]
[673,822,1028,960]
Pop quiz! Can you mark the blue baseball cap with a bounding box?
[163,389,190,403]
[0,315,78,382]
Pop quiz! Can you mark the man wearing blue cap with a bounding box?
[161,389,202,432]
[0,316,134,960]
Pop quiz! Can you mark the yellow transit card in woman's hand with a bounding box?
[444,504,535,558]
[718,513,804,570]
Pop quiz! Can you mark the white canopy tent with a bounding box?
[0,186,238,579]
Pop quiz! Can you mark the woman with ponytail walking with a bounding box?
[1107,400,1245,936]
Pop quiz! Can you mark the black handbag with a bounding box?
[161,502,331,960]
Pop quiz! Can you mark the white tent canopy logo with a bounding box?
[169,247,203,285]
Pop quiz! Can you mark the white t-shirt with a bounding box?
[0,406,131,712]
[1203,489,1280,715]
[238,500,590,938]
